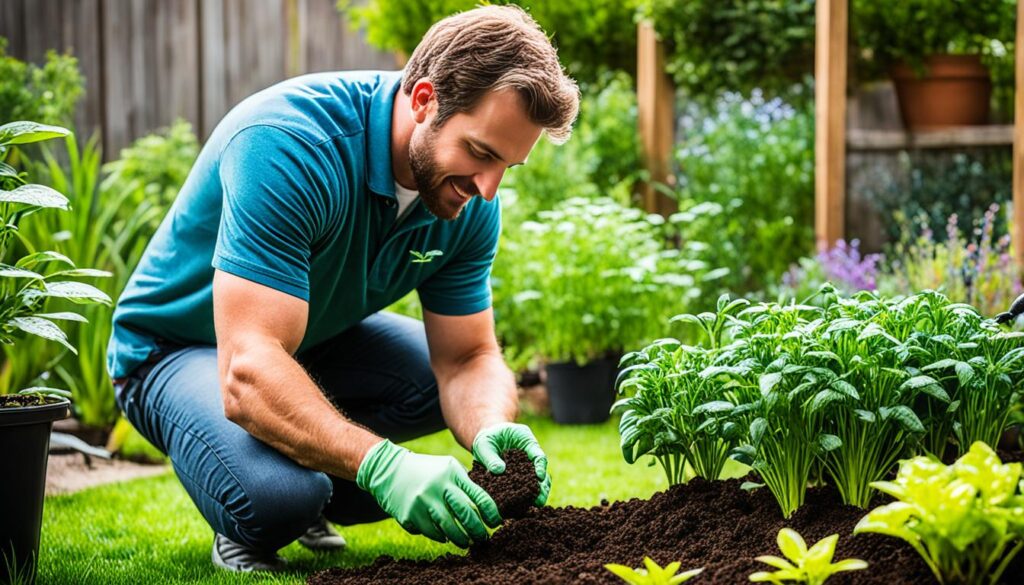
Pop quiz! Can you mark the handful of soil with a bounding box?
[468,448,540,520]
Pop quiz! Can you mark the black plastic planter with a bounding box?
[545,358,618,424]
[0,398,69,584]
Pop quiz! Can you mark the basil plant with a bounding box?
[0,121,111,405]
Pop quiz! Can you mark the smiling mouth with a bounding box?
[450,179,473,201]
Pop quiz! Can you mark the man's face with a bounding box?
[408,87,543,220]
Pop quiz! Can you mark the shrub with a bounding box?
[493,197,723,371]
[0,38,84,127]
[671,90,814,297]
[339,0,640,83]
[639,0,815,101]
[750,528,867,585]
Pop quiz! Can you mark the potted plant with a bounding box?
[0,121,111,584]
[493,197,706,424]
[853,0,1014,130]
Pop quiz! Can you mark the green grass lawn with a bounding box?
[38,414,672,584]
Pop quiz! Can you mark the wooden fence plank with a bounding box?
[636,21,675,217]
[814,0,848,248]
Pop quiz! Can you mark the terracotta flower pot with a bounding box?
[890,54,992,130]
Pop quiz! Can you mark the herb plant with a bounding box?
[0,121,112,406]
[617,286,1024,517]
[855,441,1024,585]
[750,528,867,585]
[605,557,703,585]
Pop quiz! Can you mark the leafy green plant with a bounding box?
[339,0,639,82]
[0,121,112,407]
[640,0,815,101]
[617,285,1024,517]
[605,557,703,585]
[2,127,175,426]
[750,528,867,585]
[855,441,1024,585]
[503,72,639,221]
[493,197,723,371]
[669,90,814,297]
[0,38,84,127]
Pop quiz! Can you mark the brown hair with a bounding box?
[402,5,580,144]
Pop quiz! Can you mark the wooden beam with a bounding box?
[636,21,676,216]
[1014,0,1024,269]
[814,0,848,248]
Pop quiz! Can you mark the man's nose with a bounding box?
[473,169,505,202]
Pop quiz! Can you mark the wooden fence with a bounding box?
[0,0,397,159]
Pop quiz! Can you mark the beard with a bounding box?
[408,127,468,221]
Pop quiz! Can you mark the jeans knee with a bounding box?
[230,469,333,551]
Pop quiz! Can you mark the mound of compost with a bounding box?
[468,449,540,520]
[310,474,1023,585]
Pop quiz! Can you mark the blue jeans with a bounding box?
[114,312,445,553]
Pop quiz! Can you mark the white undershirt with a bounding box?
[394,181,419,222]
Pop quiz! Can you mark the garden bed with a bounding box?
[309,449,1024,584]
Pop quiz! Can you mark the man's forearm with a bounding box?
[220,341,381,480]
[436,349,518,450]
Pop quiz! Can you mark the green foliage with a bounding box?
[101,119,199,230]
[862,150,1012,245]
[493,196,724,371]
[853,0,1014,77]
[0,121,111,403]
[855,441,1024,585]
[640,0,815,101]
[2,123,191,425]
[605,557,703,585]
[670,91,814,297]
[617,287,1024,517]
[0,38,84,127]
[750,528,867,585]
[339,0,640,82]
[498,72,640,220]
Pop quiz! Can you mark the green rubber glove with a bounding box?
[356,439,502,547]
[471,422,551,506]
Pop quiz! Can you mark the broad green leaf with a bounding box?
[854,409,876,423]
[0,264,43,279]
[36,311,88,323]
[21,281,111,305]
[880,405,925,433]
[817,434,842,452]
[922,358,958,372]
[808,389,844,413]
[9,316,75,353]
[14,250,75,269]
[46,268,113,279]
[831,559,869,573]
[776,528,808,563]
[0,121,71,145]
[0,184,69,209]
[954,361,975,387]
[692,400,733,415]
[0,160,18,180]
[18,386,72,399]
[759,372,783,395]
[750,418,768,446]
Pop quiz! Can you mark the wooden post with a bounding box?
[814,0,848,248]
[1014,0,1024,269]
[636,21,676,216]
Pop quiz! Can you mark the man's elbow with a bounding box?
[220,349,262,425]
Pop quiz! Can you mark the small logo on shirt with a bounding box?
[410,249,444,264]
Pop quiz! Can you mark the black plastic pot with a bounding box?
[545,358,618,424]
[0,398,69,584]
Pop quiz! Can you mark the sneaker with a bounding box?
[298,515,347,552]
[211,533,288,572]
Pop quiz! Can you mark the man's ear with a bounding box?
[409,78,435,124]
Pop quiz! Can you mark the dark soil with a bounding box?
[309,474,1024,585]
[468,449,540,520]
[0,394,59,408]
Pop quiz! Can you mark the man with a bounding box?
[106,5,579,573]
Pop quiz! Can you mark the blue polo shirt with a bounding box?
[107,71,501,380]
